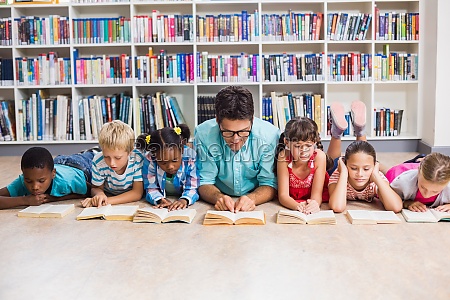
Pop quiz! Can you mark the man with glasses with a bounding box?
[194,86,280,212]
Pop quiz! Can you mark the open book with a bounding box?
[18,204,75,218]
[276,209,336,225]
[203,210,266,225]
[346,210,402,225]
[133,207,197,224]
[401,209,450,223]
[76,205,139,221]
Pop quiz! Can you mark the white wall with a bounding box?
[433,0,450,146]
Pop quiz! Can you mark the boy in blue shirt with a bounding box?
[0,147,89,209]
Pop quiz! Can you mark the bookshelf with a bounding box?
[0,0,421,152]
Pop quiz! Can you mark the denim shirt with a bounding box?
[194,117,279,196]
[142,145,199,205]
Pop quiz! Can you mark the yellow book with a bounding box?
[76,204,139,221]
[346,210,401,225]
[203,210,266,225]
[133,207,197,224]
[277,209,336,225]
[18,204,75,218]
[313,94,322,133]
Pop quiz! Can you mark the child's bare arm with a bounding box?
[371,163,402,213]
[0,187,47,209]
[277,152,303,211]
[328,158,348,213]
[309,150,327,206]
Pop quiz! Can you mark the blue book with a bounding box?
[268,97,273,124]
[344,113,350,136]
[242,10,248,41]
[168,96,185,125]
[180,53,186,83]
[111,95,117,120]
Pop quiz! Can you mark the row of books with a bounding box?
[374,8,419,41]
[0,17,12,46]
[373,52,418,81]
[133,14,193,43]
[16,90,73,142]
[135,51,195,84]
[262,53,324,83]
[15,15,70,45]
[15,53,71,86]
[74,53,132,85]
[72,17,131,44]
[373,108,404,137]
[327,53,372,82]
[262,92,324,133]
[196,11,258,43]
[0,100,15,141]
[261,12,322,41]
[135,93,186,135]
[197,96,215,125]
[197,52,259,83]
[78,93,132,140]
[327,13,372,41]
[0,58,14,86]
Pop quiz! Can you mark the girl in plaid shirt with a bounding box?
[137,124,199,211]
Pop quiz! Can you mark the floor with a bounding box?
[1,152,450,300]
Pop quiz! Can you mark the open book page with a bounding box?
[205,210,238,224]
[133,207,197,223]
[203,210,265,225]
[18,204,53,217]
[369,211,401,223]
[234,211,265,225]
[76,205,111,220]
[401,209,438,223]
[277,209,308,224]
[430,209,450,221]
[164,208,197,223]
[39,204,75,218]
[306,210,336,224]
[346,210,401,224]
[104,205,139,221]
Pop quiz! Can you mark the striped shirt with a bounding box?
[142,145,199,205]
[329,169,388,202]
[91,149,144,195]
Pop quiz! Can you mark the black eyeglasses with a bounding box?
[220,124,252,138]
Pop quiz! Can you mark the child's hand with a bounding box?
[408,201,427,212]
[155,198,172,208]
[81,197,93,208]
[370,162,381,182]
[91,195,108,208]
[296,201,307,213]
[235,195,256,212]
[26,194,48,206]
[168,199,188,211]
[304,199,320,214]
[337,157,348,176]
[215,195,235,212]
[434,203,450,212]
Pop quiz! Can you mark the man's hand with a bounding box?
[235,195,256,212]
[215,195,235,212]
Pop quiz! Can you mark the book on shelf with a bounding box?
[374,108,404,136]
[132,207,197,224]
[76,205,139,221]
[18,204,75,218]
[203,210,266,225]
[276,209,336,225]
[401,209,450,223]
[346,210,401,225]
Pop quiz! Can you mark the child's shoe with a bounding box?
[350,100,366,137]
[330,102,348,139]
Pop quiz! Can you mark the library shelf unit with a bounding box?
[0,0,421,154]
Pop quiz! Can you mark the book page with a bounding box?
[306,210,336,222]
[165,209,197,223]
[137,207,168,220]
[401,209,437,223]
[346,210,373,221]
[278,209,307,221]
[235,211,265,222]
[430,209,450,221]
[42,204,75,215]
[76,205,111,220]
[18,204,52,215]
[370,211,401,223]
[106,205,139,217]
[206,210,237,223]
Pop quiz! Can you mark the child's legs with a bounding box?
[53,151,95,182]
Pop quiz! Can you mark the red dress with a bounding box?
[288,151,329,202]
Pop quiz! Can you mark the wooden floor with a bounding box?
[1,152,450,300]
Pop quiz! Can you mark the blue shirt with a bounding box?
[7,164,87,197]
[142,145,199,205]
[194,117,279,196]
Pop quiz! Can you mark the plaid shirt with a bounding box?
[142,145,199,205]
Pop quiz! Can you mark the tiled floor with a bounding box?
[1,152,450,300]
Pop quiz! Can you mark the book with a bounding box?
[76,205,139,221]
[401,209,450,223]
[18,204,75,218]
[132,207,197,224]
[203,210,266,225]
[346,210,401,225]
[276,209,336,225]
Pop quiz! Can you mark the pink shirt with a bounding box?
[329,169,388,202]
[386,163,438,204]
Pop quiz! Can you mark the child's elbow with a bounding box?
[329,201,346,213]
